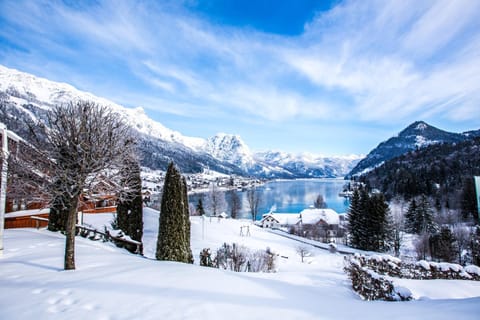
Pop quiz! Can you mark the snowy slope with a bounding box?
[1,211,479,320]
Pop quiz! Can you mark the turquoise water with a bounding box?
[189,179,350,220]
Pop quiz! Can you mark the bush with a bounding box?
[344,255,412,301]
[201,243,277,273]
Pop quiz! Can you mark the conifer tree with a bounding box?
[156,162,193,263]
[116,157,143,243]
[196,198,205,216]
[347,189,362,248]
[347,188,392,252]
[405,195,438,234]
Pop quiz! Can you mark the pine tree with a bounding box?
[196,198,205,216]
[116,158,143,244]
[228,190,241,219]
[405,195,438,234]
[127,162,144,243]
[416,195,438,234]
[404,199,418,233]
[347,188,392,252]
[430,227,456,262]
[347,189,362,248]
[156,162,193,263]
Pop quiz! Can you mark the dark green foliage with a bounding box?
[116,159,144,245]
[430,227,457,263]
[405,195,438,234]
[359,137,480,212]
[347,189,393,252]
[314,194,327,209]
[156,162,193,263]
[196,198,205,216]
[228,190,241,219]
[48,194,68,232]
[461,177,478,222]
[471,226,480,266]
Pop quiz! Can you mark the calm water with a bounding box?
[189,179,350,220]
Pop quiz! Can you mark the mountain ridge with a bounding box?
[0,65,360,177]
[346,121,471,178]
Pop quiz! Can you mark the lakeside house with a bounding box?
[259,208,342,243]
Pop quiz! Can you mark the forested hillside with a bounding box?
[358,136,480,215]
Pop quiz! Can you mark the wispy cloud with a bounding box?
[1,0,479,153]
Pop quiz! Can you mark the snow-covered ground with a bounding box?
[1,209,480,319]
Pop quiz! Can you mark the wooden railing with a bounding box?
[29,216,143,255]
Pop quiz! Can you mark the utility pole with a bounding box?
[0,123,19,257]
[0,123,9,257]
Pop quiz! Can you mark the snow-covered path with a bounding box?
[1,210,480,319]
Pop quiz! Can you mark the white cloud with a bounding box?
[2,0,479,130]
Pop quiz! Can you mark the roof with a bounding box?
[299,208,339,225]
[261,213,300,225]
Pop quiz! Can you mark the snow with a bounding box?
[2,209,480,319]
[4,208,50,218]
[300,208,340,225]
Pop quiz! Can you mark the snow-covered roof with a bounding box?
[299,208,339,225]
[5,208,50,218]
[262,213,300,225]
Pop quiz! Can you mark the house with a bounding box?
[259,213,299,228]
[298,208,340,242]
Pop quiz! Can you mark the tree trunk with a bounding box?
[64,195,79,270]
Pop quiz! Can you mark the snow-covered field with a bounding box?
[1,208,480,319]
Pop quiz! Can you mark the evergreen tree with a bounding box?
[116,158,143,244]
[314,194,327,209]
[461,177,478,222]
[471,226,480,266]
[368,193,393,252]
[430,227,456,262]
[196,198,205,216]
[347,189,362,248]
[404,199,418,233]
[156,162,193,263]
[405,195,438,234]
[416,195,438,234]
[347,188,392,252]
[228,190,241,219]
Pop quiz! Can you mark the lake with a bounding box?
[189,179,351,220]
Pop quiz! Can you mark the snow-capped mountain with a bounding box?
[0,65,360,177]
[346,121,467,178]
[256,151,363,178]
[204,133,255,171]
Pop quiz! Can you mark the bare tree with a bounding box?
[27,101,136,270]
[296,245,311,263]
[247,187,261,221]
[204,183,227,216]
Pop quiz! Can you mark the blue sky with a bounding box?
[1,0,479,156]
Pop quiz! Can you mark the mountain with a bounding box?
[0,65,360,177]
[346,121,467,178]
[358,135,480,211]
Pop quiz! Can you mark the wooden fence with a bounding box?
[29,216,143,255]
[5,213,50,229]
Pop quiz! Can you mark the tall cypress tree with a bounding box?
[156,162,192,263]
[127,162,143,243]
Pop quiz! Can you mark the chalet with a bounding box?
[259,213,299,228]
